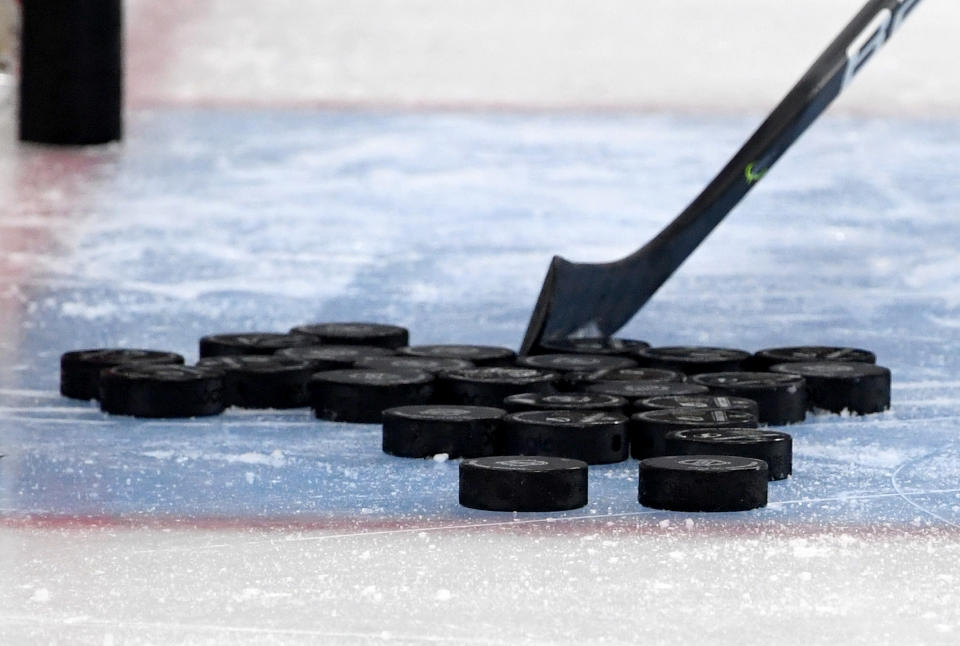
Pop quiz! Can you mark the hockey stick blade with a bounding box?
[519,0,924,356]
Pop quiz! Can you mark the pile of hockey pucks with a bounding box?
[59,325,891,514]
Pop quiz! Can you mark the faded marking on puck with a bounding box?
[494,458,551,468]
[678,457,733,468]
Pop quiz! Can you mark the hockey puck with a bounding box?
[381,405,504,458]
[629,408,758,460]
[663,428,792,480]
[500,410,629,464]
[274,344,395,371]
[99,364,225,418]
[748,345,877,371]
[584,367,685,384]
[309,369,434,424]
[635,394,759,417]
[517,353,638,390]
[398,344,517,367]
[769,361,891,415]
[502,392,628,414]
[691,372,807,425]
[60,349,185,400]
[584,381,709,406]
[535,336,650,357]
[199,333,317,358]
[196,355,313,408]
[635,346,751,374]
[290,322,409,349]
[354,355,474,373]
[638,455,768,512]
[459,456,588,512]
[517,353,637,373]
[435,367,560,407]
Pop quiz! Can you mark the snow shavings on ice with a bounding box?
[142,449,287,468]
[798,439,923,470]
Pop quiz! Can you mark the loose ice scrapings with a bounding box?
[143,449,287,468]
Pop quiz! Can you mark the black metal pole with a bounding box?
[19,0,123,145]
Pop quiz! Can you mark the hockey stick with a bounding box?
[519,0,925,355]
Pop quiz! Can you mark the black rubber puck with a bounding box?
[748,345,877,372]
[535,337,650,356]
[290,322,409,349]
[638,455,768,512]
[99,364,225,418]
[354,355,474,373]
[502,392,628,413]
[629,408,758,460]
[663,428,792,480]
[274,345,395,371]
[635,394,759,417]
[199,333,317,358]
[500,410,629,464]
[769,361,891,415]
[635,346,751,374]
[196,355,313,408]
[435,367,560,407]
[60,349,185,400]
[381,405,504,458]
[691,372,807,425]
[517,353,639,390]
[309,369,434,424]
[399,344,517,367]
[584,381,709,406]
[517,353,637,373]
[459,456,588,512]
[584,367,685,384]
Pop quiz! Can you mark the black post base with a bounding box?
[19,0,123,145]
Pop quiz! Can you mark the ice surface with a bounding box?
[2,0,960,642]
[0,110,959,644]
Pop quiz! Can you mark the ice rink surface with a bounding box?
[2,1,960,644]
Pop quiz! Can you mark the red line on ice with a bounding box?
[2,511,957,539]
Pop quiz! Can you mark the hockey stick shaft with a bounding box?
[519,0,925,355]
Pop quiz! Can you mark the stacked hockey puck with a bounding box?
[60,330,890,515]
[60,323,418,417]
[454,341,888,513]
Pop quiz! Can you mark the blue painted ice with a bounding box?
[1,110,959,643]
